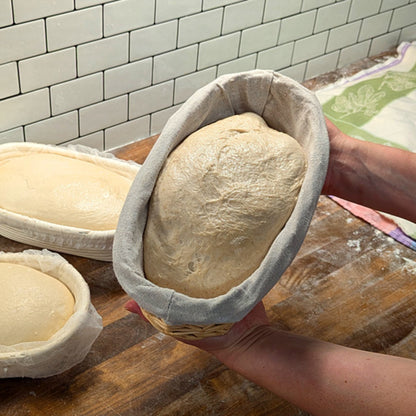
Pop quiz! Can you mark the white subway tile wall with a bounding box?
[304,50,339,79]
[280,61,307,81]
[0,1,13,27]
[153,44,198,82]
[46,7,102,51]
[222,0,264,34]
[0,127,23,144]
[326,20,361,51]
[0,20,46,64]
[0,62,19,99]
[104,58,152,98]
[198,32,240,69]
[239,21,280,56]
[129,80,174,118]
[19,48,77,93]
[349,0,383,21]
[217,53,257,75]
[77,33,129,76]
[150,104,181,135]
[358,11,392,41]
[279,10,316,44]
[0,89,50,132]
[104,0,154,36]
[0,0,415,149]
[257,42,294,69]
[338,39,371,67]
[130,20,177,60]
[50,73,103,115]
[178,8,223,47]
[71,131,104,150]
[263,0,303,22]
[314,1,350,32]
[105,115,150,148]
[25,111,79,145]
[13,0,74,23]
[79,94,128,135]
[173,67,217,104]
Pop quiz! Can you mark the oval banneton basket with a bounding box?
[0,143,140,261]
[113,70,329,339]
[0,249,102,378]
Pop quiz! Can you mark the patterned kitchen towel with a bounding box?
[316,41,416,248]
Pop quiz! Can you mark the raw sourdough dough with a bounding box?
[0,153,132,231]
[0,262,74,346]
[144,112,307,298]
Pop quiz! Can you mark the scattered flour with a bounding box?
[347,239,362,252]
[402,257,416,275]
[154,332,167,341]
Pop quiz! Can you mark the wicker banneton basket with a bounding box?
[0,142,139,261]
[0,249,102,378]
[113,70,329,337]
[141,309,233,340]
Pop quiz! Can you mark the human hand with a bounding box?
[125,299,271,362]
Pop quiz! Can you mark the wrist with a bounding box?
[322,128,359,197]
[209,324,278,368]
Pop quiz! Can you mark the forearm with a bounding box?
[323,121,416,223]
[212,325,416,416]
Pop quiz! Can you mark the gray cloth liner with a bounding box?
[113,70,329,326]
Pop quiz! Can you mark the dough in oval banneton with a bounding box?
[144,112,307,298]
[0,153,132,231]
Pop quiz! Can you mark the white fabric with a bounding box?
[113,70,329,325]
[0,249,102,378]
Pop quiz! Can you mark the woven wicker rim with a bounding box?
[142,309,233,340]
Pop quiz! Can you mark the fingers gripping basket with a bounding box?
[113,70,329,339]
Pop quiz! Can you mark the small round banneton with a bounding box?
[0,143,140,261]
[113,70,329,334]
[0,250,102,378]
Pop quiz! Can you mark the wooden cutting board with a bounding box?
[1,134,415,416]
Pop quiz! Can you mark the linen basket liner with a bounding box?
[0,249,102,378]
[113,70,329,326]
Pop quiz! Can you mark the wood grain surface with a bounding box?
[2,50,416,416]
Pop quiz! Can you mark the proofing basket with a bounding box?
[0,143,139,261]
[113,70,329,339]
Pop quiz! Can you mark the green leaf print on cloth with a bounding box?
[331,84,386,120]
[322,59,416,151]
[317,41,416,241]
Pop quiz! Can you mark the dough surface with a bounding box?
[0,263,74,346]
[144,112,307,298]
[0,153,132,230]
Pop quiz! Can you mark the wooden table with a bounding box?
[2,52,416,416]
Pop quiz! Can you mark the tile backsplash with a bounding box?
[0,0,415,150]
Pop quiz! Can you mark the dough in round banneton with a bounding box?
[0,263,74,346]
[144,112,307,298]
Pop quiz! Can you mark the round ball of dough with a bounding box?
[0,263,75,346]
[144,112,306,298]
